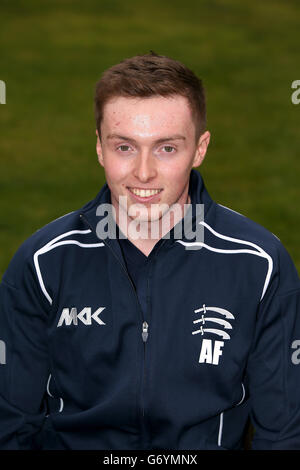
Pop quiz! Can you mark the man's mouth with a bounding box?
[127,187,163,199]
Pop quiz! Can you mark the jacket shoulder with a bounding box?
[213,202,282,253]
[213,203,300,291]
[2,210,84,286]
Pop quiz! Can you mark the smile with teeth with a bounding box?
[129,188,162,198]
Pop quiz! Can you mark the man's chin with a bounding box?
[128,215,162,224]
[127,205,164,223]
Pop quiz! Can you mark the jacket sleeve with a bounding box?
[0,247,50,449]
[246,241,300,449]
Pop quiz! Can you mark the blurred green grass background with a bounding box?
[1,0,300,277]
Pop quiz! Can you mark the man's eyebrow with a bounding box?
[106,134,186,143]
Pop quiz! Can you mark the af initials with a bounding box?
[199,339,224,365]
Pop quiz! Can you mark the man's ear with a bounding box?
[192,130,211,168]
[96,129,104,167]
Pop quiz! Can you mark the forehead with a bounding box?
[101,95,194,138]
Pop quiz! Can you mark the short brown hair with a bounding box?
[94,52,206,142]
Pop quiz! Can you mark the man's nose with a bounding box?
[133,150,157,182]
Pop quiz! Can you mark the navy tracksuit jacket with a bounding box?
[1,169,300,450]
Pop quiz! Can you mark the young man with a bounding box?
[0,53,300,450]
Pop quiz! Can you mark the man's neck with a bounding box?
[115,195,191,257]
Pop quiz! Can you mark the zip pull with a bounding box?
[142,321,149,342]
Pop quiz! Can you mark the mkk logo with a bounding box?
[192,304,235,365]
[57,307,106,327]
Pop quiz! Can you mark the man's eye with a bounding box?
[162,146,175,153]
[118,145,131,152]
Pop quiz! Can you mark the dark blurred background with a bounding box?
[1,0,300,449]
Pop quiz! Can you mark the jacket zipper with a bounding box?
[142,321,148,419]
[142,321,149,342]
[79,213,149,444]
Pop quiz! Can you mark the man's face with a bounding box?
[96,95,210,224]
